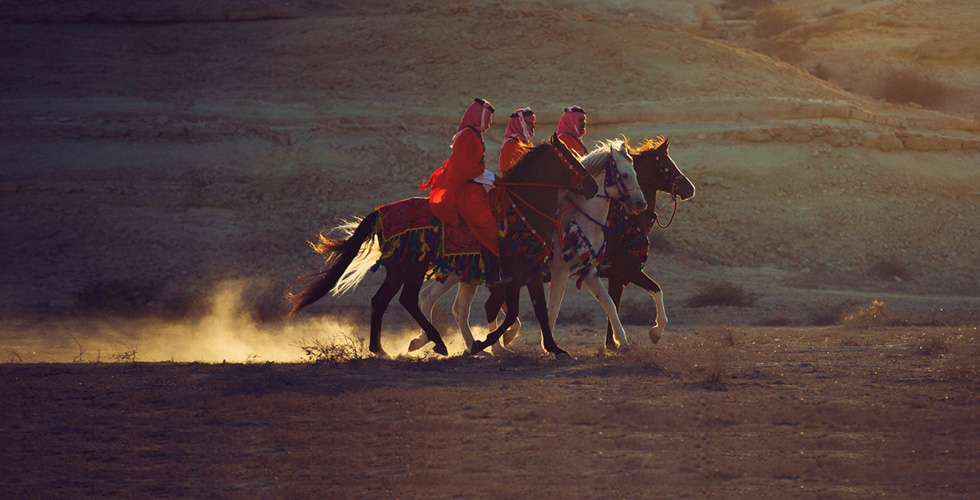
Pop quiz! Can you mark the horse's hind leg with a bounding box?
[604,276,626,350]
[527,278,567,357]
[399,266,449,356]
[472,281,519,355]
[409,277,458,352]
[582,272,629,349]
[452,283,478,353]
[370,272,403,358]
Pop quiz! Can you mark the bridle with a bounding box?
[647,152,680,229]
[494,142,591,227]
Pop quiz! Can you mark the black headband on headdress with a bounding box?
[511,108,535,119]
[565,106,586,114]
[474,98,495,114]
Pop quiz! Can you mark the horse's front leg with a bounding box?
[628,270,667,344]
[409,276,459,352]
[581,271,628,349]
[528,277,567,357]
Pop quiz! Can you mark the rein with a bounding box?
[494,142,587,230]
[651,191,679,229]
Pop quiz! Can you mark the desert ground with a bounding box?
[1,0,979,498]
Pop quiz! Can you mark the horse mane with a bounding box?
[581,138,630,174]
[625,136,667,156]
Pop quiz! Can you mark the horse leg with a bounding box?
[453,283,478,353]
[581,272,628,350]
[604,276,626,350]
[472,280,520,355]
[501,308,522,347]
[409,276,459,352]
[546,263,570,336]
[486,287,521,348]
[628,270,667,344]
[369,272,404,358]
[398,266,449,356]
[528,277,567,357]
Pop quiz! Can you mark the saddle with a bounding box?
[376,197,482,256]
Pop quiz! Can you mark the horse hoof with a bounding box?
[467,341,484,355]
[649,328,663,344]
[407,336,430,352]
[605,339,620,351]
[553,350,571,360]
[433,343,448,356]
[371,349,391,360]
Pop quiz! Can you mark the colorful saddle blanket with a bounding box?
[373,197,485,284]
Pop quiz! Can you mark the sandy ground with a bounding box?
[2,0,979,497]
[3,325,980,499]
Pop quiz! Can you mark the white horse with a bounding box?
[409,139,645,354]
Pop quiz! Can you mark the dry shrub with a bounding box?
[843,300,887,328]
[754,4,800,37]
[296,331,365,365]
[880,69,951,108]
[683,281,757,308]
[913,332,950,356]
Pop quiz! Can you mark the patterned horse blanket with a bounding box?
[372,197,485,284]
[603,201,651,287]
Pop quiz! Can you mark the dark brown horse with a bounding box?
[598,137,695,348]
[287,133,597,358]
[477,137,694,351]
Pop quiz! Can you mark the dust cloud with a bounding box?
[0,280,408,363]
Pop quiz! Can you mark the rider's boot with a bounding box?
[482,248,512,287]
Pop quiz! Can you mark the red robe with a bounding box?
[498,137,531,175]
[558,133,586,157]
[422,128,499,255]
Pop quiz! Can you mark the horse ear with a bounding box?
[661,138,671,151]
[550,133,559,146]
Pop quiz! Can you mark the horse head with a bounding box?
[603,139,647,214]
[629,137,696,202]
[550,133,598,199]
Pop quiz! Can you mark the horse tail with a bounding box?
[287,211,380,316]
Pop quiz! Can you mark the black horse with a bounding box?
[288,133,597,358]
[479,137,695,351]
[598,137,695,348]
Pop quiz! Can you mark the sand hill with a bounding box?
[1,0,978,329]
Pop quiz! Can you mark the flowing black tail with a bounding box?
[287,211,380,316]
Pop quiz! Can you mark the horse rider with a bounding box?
[420,98,512,287]
[556,105,589,157]
[498,107,536,175]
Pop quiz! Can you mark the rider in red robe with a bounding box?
[421,98,510,286]
[498,107,535,175]
[557,105,588,157]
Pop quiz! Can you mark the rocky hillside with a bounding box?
[1,0,977,324]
